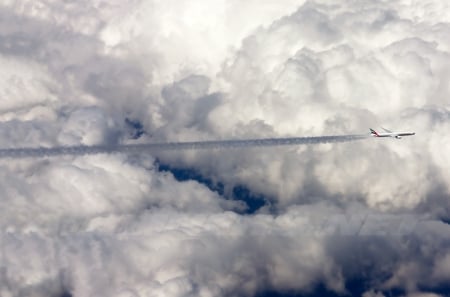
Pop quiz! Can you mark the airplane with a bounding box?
[370,128,415,139]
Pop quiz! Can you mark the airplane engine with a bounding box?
[395,135,402,139]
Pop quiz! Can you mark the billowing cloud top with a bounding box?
[0,1,450,297]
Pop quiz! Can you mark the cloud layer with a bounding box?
[0,0,449,296]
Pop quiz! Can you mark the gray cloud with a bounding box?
[1,207,449,297]
[0,0,449,296]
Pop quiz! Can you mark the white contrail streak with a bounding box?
[0,134,369,158]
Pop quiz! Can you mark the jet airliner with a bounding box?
[370,128,415,139]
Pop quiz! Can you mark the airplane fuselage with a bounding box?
[370,129,415,139]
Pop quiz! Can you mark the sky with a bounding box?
[0,0,450,296]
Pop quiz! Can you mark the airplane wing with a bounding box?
[381,127,392,133]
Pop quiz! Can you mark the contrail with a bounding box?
[0,134,369,158]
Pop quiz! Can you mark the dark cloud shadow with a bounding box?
[156,161,269,214]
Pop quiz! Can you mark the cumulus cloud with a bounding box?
[0,0,449,296]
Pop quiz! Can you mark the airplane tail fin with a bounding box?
[370,128,379,136]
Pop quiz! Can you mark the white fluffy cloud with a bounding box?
[0,0,449,296]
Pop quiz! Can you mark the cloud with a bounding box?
[2,206,449,297]
[0,0,449,296]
